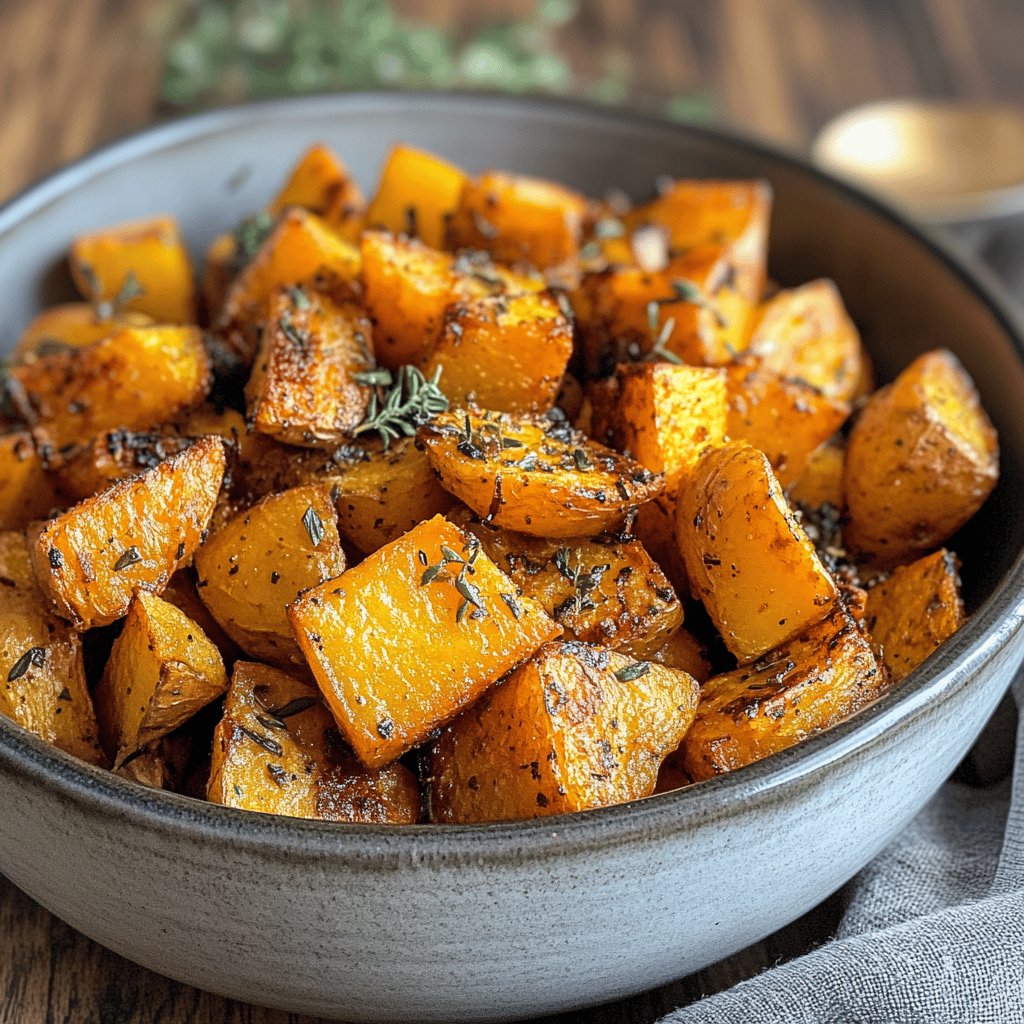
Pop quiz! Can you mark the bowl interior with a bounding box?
[1,92,1023,813]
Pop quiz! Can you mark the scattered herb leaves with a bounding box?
[353,365,448,448]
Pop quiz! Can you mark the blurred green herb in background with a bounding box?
[155,0,713,121]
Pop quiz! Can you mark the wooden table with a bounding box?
[1,1,1021,1021]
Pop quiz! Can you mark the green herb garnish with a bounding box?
[420,536,486,624]
[614,661,651,682]
[353,365,448,448]
[7,646,45,682]
[113,546,142,572]
[302,506,325,547]
[228,211,275,276]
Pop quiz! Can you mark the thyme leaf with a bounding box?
[353,365,448,448]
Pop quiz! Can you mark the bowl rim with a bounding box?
[2,89,1023,864]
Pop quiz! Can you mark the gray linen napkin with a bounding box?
[663,227,1024,1024]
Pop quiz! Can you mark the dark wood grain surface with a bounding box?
[1,1,1021,1021]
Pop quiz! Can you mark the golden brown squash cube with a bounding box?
[330,438,454,555]
[0,531,103,765]
[422,291,572,414]
[161,568,243,662]
[0,431,59,529]
[725,361,850,487]
[6,325,211,449]
[788,436,846,510]
[447,170,588,272]
[195,484,345,668]
[676,441,838,662]
[30,436,226,629]
[747,280,866,402]
[14,303,154,362]
[680,608,887,781]
[591,362,728,490]
[360,231,542,368]
[55,430,195,503]
[458,514,683,652]
[245,286,373,447]
[864,549,965,682]
[640,624,714,683]
[94,591,227,766]
[631,495,690,600]
[208,661,421,823]
[429,641,699,823]
[70,215,196,324]
[844,349,999,567]
[289,514,561,768]
[269,142,365,242]
[365,144,468,249]
[418,409,664,538]
[217,209,362,366]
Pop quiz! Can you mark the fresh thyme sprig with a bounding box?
[228,211,275,276]
[418,537,486,623]
[654,278,729,328]
[645,300,683,365]
[353,365,449,448]
[83,269,147,320]
[552,548,610,620]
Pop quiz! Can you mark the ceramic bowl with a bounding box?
[1,94,1023,1023]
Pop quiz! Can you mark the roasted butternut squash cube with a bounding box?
[591,363,727,490]
[289,514,561,768]
[69,215,196,324]
[331,438,454,555]
[217,209,362,366]
[640,624,714,683]
[245,286,373,447]
[447,170,588,272]
[864,549,965,682]
[208,661,421,823]
[14,303,154,362]
[0,431,59,529]
[31,436,226,629]
[429,641,699,822]
[458,514,683,652]
[631,495,690,599]
[788,436,846,510]
[161,568,243,662]
[56,430,196,503]
[6,325,211,449]
[747,280,867,402]
[360,231,543,368]
[195,484,345,668]
[366,144,468,249]
[94,591,227,766]
[676,441,838,662]
[269,142,365,242]
[725,361,850,487]
[0,532,103,764]
[422,291,572,413]
[680,608,887,781]
[418,409,664,538]
[844,349,999,566]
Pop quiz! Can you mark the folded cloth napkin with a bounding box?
[662,676,1024,1024]
[658,225,1024,1024]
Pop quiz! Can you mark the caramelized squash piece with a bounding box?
[430,641,699,822]
[70,215,196,324]
[845,349,999,566]
[269,142,365,242]
[330,438,454,555]
[95,591,227,766]
[459,514,683,653]
[14,303,154,362]
[245,286,373,447]
[631,495,690,599]
[217,209,362,365]
[640,624,714,683]
[208,661,421,822]
[680,608,887,781]
[30,437,226,629]
[0,431,59,529]
[360,231,542,368]
[422,291,573,413]
[195,484,345,667]
[447,170,588,272]
[0,531,103,764]
[676,442,837,662]
[864,549,965,682]
[789,436,846,510]
[6,325,210,449]
[289,514,560,768]
[591,362,728,490]
[161,568,243,662]
[418,409,663,538]
[366,144,468,249]
[725,361,850,487]
[747,280,866,402]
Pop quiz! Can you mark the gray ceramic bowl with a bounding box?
[1,93,1023,1023]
